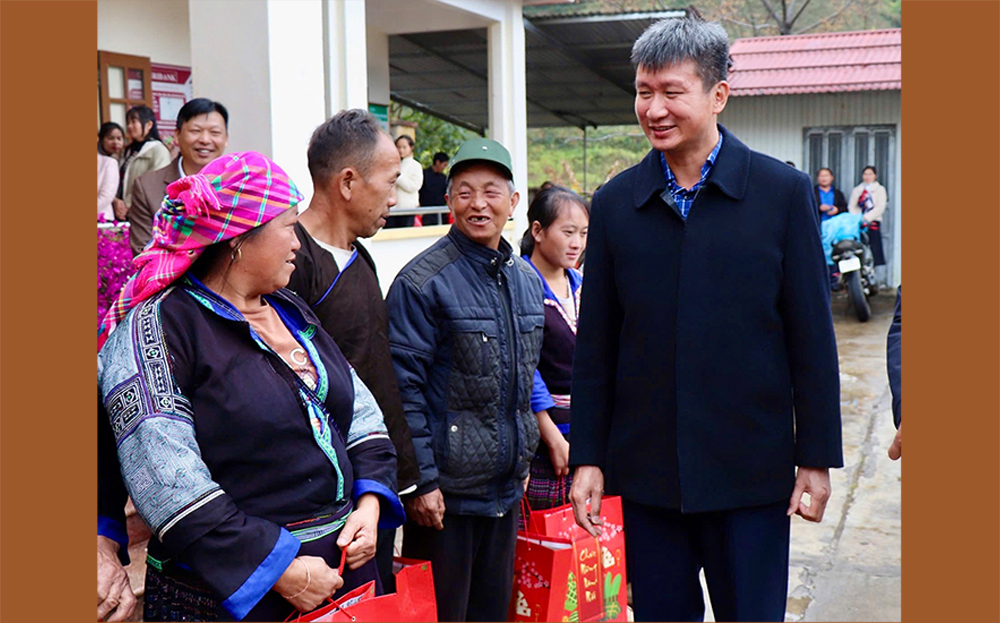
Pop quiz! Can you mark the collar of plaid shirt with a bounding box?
[659,133,724,220]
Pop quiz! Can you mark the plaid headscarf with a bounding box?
[97,151,304,351]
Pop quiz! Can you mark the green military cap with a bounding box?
[448,137,514,183]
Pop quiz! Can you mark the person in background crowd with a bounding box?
[387,138,544,622]
[569,18,842,622]
[887,285,901,460]
[418,151,449,225]
[848,165,888,267]
[519,186,589,514]
[127,98,229,255]
[287,109,420,593]
[815,167,848,222]
[115,106,171,220]
[99,121,126,159]
[98,152,119,221]
[98,152,404,621]
[385,135,422,228]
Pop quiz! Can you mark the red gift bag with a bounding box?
[393,557,437,622]
[528,497,628,622]
[292,581,402,622]
[510,531,605,623]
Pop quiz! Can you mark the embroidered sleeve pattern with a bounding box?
[346,367,390,450]
[99,297,220,540]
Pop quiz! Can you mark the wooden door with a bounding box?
[98,51,152,127]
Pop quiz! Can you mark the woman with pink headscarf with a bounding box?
[97,152,403,621]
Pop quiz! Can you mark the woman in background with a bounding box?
[98,121,125,159]
[848,165,888,267]
[814,167,847,222]
[115,106,171,219]
[97,152,118,220]
[520,186,589,512]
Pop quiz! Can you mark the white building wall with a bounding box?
[97,0,191,65]
[720,90,902,286]
[719,91,901,164]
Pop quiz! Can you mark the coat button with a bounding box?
[451,425,458,432]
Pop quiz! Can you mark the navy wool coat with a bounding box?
[570,125,844,514]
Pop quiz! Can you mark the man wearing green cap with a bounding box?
[386,138,545,621]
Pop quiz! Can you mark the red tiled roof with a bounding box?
[728,29,901,96]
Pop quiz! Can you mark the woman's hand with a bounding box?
[97,536,136,622]
[274,556,344,612]
[546,434,571,478]
[337,493,380,570]
[536,410,570,477]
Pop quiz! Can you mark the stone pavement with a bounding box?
[701,290,902,622]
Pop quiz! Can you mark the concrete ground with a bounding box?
[701,290,902,622]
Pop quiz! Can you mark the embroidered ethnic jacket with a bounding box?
[524,257,583,432]
[97,278,404,620]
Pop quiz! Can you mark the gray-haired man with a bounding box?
[569,18,843,622]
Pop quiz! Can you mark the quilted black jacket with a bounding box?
[387,226,545,516]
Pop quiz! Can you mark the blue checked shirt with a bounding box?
[660,133,724,220]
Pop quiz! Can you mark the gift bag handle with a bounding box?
[520,495,541,534]
[284,550,350,622]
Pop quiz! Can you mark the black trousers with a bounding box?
[402,507,519,622]
[623,498,790,622]
[375,527,397,593]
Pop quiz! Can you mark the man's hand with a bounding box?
[405,489,446,530]
[888,423,902,460]
[112,198,128,221]
[787,467,832,522]
[97,535,136,622]
[569,465,605,538]
[337,493,380,569]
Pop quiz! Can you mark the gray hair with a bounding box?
[308,109,387,185]
[631,18,732,91]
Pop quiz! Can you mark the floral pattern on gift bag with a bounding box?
[529,496,628,622]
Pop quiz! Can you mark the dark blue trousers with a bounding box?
[623,498,790,622]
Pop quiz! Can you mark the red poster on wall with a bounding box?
[150,63,193,149]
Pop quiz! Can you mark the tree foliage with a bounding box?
[389,102,478,168]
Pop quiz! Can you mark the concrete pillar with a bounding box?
[367,26,390,108]
[488,1,529,241]
[324,0,369,115]
[190,0,327,199]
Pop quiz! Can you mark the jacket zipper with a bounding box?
[496,263,518,493]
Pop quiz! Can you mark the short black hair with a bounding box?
[308,109,386,185]
[433,151,449,164]
[863,165,877,176]
[176,98,229,131]
[395,134,414,148]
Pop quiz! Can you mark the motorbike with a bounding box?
[830,223,878,322]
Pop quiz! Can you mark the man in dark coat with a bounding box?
[887,285,902,459]
[568,18,843,622]
[286,109,420,592]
